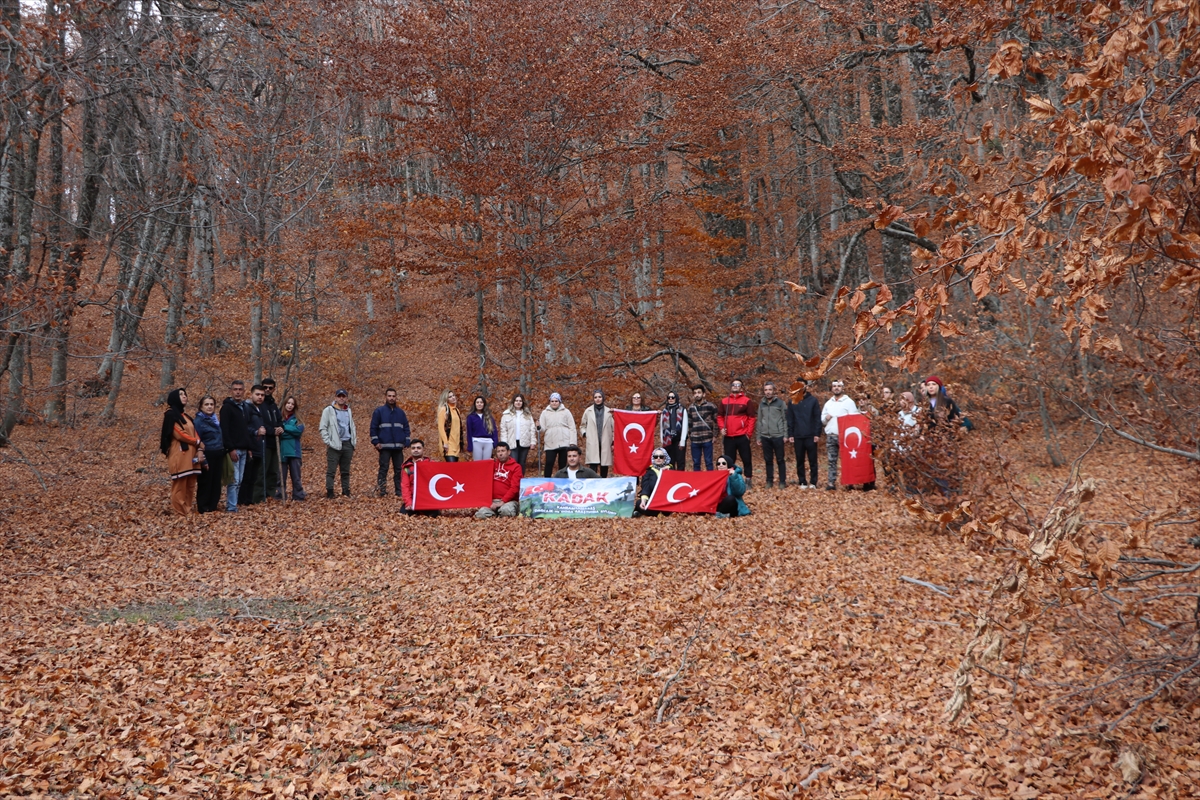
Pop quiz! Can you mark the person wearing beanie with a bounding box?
[537,392,577,478]
[922,375,962,425]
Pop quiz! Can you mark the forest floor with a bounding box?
[2,416,1199,798]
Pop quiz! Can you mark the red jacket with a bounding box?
[717,392,757,438]
[401,456,430,508]
[492,457,523,503]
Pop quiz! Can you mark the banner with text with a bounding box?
[518,476,637,519]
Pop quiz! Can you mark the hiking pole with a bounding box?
[276,436,286,503]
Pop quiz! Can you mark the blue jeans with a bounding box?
[226,449,247,511]
[690,440,713,470]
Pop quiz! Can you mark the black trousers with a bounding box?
[716,496,740,517]
[242,453,263,505]
[263,440,282,500]
[543,447,567,478]
[587,463,610,478]
[377,447,405,495]
[512,445,530,474]
[664,442,685,470]
[761,437,786,486]
[723,435,753,481]
[196,450,224,513]
[794,438,819,486]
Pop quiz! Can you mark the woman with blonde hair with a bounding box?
[436,389,467,461]
[500,393,536,472]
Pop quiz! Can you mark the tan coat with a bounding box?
[437,404,466,459]
[500,408,536,448]
[578,405,614,466]
[167,417,202,480]
[538,405,577,450]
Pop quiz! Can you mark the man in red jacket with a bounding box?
[718,379,757,486]
[475,442,523,518]
[400,439,439,516]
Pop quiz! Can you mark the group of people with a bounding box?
[159,374,967,516]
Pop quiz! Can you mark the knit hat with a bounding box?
[925,375,944,389]
[550,392,562,402]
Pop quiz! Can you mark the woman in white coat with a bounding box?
[537,392,577,478]
[500,393,537,473]
[578,389,614,477]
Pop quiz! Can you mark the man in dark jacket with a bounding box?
[786,378,821,488]
[260,378,285,501]
[370,387,411,497]
[687,385,719,470]
[242,385,268,505]
[219,380,254,512]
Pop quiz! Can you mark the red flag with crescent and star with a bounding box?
[837,413,876,485]
[647,469,728,514]
[612,409,659,476]
[411,459,494,510]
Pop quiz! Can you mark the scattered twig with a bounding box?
[491,633,550,639]
[655,613,708,723]
[0,442,47,491]
[799,764,834,788]
[899,575,952,597]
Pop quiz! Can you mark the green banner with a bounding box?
[518,476,637,519]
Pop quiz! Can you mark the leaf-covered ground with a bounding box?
[2,426,1198,798]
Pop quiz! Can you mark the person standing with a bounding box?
[579,390,614,477]
[242,385,268,505]
[786,378,822,488]
[537,392,576,478]
[474,442,523,518]
[371,388,411,496]
[500,393,536,472]
[219,380,253,512]
[757,382,788,488]
[161,388,203,515]
[686,385,718,470]
[400,439,438,516]
[820,378,858,490]
[193,395,225,513]
[660,391,688,470]
[320,388,357,498]
[554,445,601,479]
[718,379,757,485]
[922,375,963,425]
[436,389,466,462]
[260,378,285,500]
[280,395,308,500]
[466,395,499,461]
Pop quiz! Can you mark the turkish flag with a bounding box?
[411,460,494,510]
[612,409,659,476]
[838,414,876,485]
[647,469,728,514]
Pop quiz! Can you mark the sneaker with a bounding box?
[825,485,836,491]
[326,491,335,499]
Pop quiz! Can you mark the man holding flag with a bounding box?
[820,379,858,491]
[475,442,522,518]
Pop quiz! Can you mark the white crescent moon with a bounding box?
[844,427,863,450]
[665,482,694,503]
[624,423,646,444]
[428,474,454,501]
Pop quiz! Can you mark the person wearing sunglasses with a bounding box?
[714,457,750,518]
[636,448,672,516]
[660,391,687,469]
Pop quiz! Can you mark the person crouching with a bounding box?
[475,442,522,519]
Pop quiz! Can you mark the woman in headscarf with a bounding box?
[537,392,576,478]
[436,388,467,461]
[578,389,614,477]
[161,388,204,515]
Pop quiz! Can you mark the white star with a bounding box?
[629,444,639,453]
[848,449,858,459]
[688,489,699,497]
[453,482,466,494]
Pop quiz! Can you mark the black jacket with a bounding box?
[926,391,961,424]
[787,394,822,439]
[246,402,266,456]
[219,397,253,451]
[260,396,283,441]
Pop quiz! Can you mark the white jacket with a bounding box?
[538,405,577,450]
[820,395,858,435]
[320,404,358,450]
[500,408,536,448]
